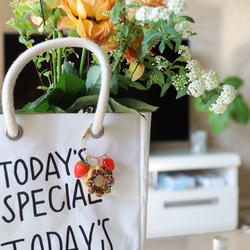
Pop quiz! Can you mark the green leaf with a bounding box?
[146,80,152,90]
[143,30,161,45]
[47,105,67,113]
[48,88,64,107]
[86,65,101,95]
[159,40,166,54]
[196,93,219,111]
[176,88,187,99]
[16,5,32,12]
[111,1,120,22]
[117,74,131,86]
[115,98,159,112]
[22,93,50,113]
[67,95,114,113]
[160,82,171,97]
[223,76,243,90]
[66,95,99,113]
[194,97,204,112]
[111,73,118,95]
[153,69,165,85]
[179,15,195,23]
[165,39,174,50]
[230,95,250,124]
[117,74,146,90]
[48,71,86,109]
[63,70,85,92]
[131,81,146,90]
[63,60,80,77]
[207,109,231,134]
[108,98,144,116]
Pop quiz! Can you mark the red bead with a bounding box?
[74,161,90,178]
[102,158,115,171]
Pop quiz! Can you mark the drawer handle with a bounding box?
[164,198,218,208]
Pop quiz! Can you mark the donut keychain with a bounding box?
[74,126,115,197]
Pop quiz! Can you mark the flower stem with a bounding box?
[53,28,57,86]
[57,30,63,82]
[79,48,87,78]
[39,0,54,87]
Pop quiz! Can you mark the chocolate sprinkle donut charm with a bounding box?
[84,165,115,197]
[77,126,115,197]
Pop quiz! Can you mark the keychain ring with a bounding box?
[75,125,115,197]
[81,125,112,161]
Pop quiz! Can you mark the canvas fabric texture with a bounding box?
[0,112,151,249]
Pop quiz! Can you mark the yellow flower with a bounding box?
[59,0,115,45]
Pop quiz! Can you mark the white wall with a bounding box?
[184,0,250,202]
[0,0,17,105]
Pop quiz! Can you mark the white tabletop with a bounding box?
[145,230,250,250]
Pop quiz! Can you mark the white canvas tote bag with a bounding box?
[0,37,151,250]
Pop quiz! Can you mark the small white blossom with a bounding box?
[172,74,188,91]
[154,56,168,71]
[186,60,203,82]
[220,84,237,104]
[149,7,161,22]
[149,72,159,84]
[209,96,227,114]
[201,70,220,91]
[158,8,171,20]
[135,6,170,22]
[167,0,187,14]
[135,6,151,21]
[175,21,194,38]
[188,79,205,97]
[129,1,142,9]
[178,45,191,61]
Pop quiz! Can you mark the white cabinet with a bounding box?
[146,149,241,238]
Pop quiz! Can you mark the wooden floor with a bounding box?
[145,229,250,250]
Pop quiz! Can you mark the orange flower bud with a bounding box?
[128,60,145,81]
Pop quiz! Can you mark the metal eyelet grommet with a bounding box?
[6,125,23,140]
[89,125,105,139]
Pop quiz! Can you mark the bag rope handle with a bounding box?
[2,37,111,140]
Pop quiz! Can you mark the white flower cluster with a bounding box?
[186,60,203,82]
[220,84,237,104]
[175,21,194,38]
[149,72,160,85]
[178,45,191,61]
[188,79,205,97]
[135,6,171,22]
[201,70,220,91]
[177,46,237,114]
[209,85,237,114]
[167,0,187,14]
[185,59,221,97]
[209,96,228,114]
[154,56,169,71]
[172,74,189,91]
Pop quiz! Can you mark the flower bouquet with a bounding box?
[7,0,248,132]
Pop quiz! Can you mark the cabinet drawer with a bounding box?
[146,187,238,238]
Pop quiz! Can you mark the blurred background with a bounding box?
[0,0,250,226]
